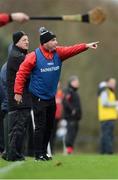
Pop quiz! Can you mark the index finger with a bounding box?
[94,41,100,44]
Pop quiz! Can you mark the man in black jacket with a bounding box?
[6,31,32,161]
[0,62,8,156]
[0,77,5,153]
[63,76,82,154]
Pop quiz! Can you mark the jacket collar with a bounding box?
[39,45,54,60]
[13,45,28,55]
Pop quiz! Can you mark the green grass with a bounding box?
[0,154,118,179]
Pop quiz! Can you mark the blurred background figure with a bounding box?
[98,81,107,96]
[56,118,67,154]
[0,73,5,153]
[0,62,8,157]
[98,78,118,154]
[63,76,82,154]
[0,44,13,159]
[50,81,64,154]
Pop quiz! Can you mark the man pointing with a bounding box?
[14,27,99,161]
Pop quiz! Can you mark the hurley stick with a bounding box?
[30,7,106,24]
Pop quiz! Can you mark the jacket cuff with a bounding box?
[9,14,13,22]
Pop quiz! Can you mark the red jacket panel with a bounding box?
[0,13,11,27]
[55,89,64,120]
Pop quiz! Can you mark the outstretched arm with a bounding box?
[56,41,99,61]
[10,12,29,23]
[0,13,10,26]
[0,12,29,27]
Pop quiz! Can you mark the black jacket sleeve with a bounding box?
[63,88,82,121]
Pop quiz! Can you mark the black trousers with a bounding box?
[3,112,9,154]
[100,120,115,154]
[8,109,31,160]
[65,120,79,147]
[25,112,34,157]
[50,119,58,154]
[0,110,7,152]
[32,96,56,158]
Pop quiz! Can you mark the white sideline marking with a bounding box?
[0,161,24,175]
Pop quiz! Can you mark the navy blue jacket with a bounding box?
[0,62,8,111]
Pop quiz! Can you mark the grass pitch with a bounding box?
[0,154,118,179]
